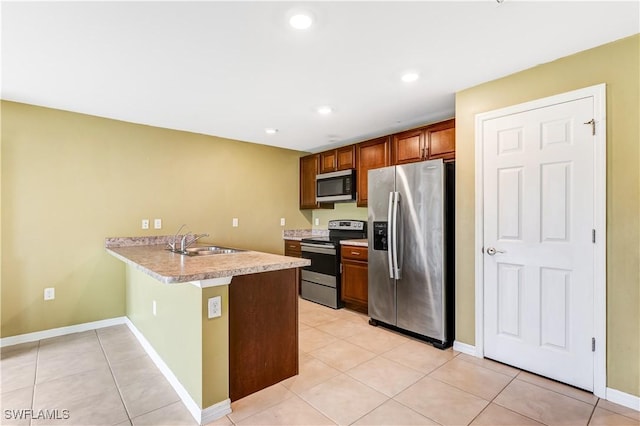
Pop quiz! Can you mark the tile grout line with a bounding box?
[301,314,446,426]
[29,340,42,426]
[586,398,600,425]
[514,371,600,407]
[388,397,445,426]
[463,372,526,426]
[95,329,133,425]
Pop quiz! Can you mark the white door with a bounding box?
[482,96,596,391]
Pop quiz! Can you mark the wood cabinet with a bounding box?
[341,246,368,314]
[299,118,453,210]
[284,240,301,258]
[356,137,390,207]
[425,118,455,161]
[391,119,455,165]
[300,154,333,209]
[229,269,298,401]
[300,154,318,209]
[392,128,426,164]
[319,145,356,174]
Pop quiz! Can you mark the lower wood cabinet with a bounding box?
[284,240,301,257]
[229,269,299,401]
[341,246,368,314]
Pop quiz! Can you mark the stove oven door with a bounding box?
[300,242,340,309]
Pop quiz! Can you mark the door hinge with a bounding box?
[584,119,596,136]
[340,263,343,274]
[592,229,596,243]
[592,337,596,352]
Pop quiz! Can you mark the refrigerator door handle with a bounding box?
[387,191,395,278]
[391,191,400,279]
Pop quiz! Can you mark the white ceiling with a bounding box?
[2,1,638,152]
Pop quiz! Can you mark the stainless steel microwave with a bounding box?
[316,169,356,203]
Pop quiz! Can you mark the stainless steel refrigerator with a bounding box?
[368,159,454,349]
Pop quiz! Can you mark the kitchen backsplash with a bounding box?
[312,202,367,229]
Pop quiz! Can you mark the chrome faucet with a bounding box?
[167,224,209,254]
[180,233,209,252]
[167,224,187,252]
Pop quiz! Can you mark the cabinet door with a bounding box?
[341,260,368,314]
[426,119,455,161]
[356,137,390,207]
[300,154,320,209]
[319,150,337,174]
[336,145,356,170]
[392,128,425,164]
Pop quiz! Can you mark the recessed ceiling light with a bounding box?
[317,106,333,115]
[265,128,278,134]
[289,13,313,30]
[401,72,419,83]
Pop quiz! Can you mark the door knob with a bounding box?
[486,247,505,256]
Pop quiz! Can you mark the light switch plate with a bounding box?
[232,218,239,227]
[280,218,286,226]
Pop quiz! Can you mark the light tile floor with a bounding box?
[1,298,638,425]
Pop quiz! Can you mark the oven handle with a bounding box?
[301,244,336,255]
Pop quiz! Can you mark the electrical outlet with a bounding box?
[208,296,222,319]
[141,219,150,229]
[280,218,286,226]
[232,218,239,227]
[154,218,162,229]
[314,218,320,226]
[152,300,157,316]
[44,287,55,301]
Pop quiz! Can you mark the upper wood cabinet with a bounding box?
[299,118,453,210]
[426,118,455,161]
[391,119,455,165]
[319,145,356,173]
[300,154,320,209]
[356,137,390,207]
[300,154,334,209]
[392,128,426,164]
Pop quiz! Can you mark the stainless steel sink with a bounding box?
[184,246,242,256]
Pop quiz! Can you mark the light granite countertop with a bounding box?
[282,229,329,241]
[106,236,310,284]
[340,239,368,247]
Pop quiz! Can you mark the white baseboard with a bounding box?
[0,317,231,424]
[606,387,640,412]
[125,319,231,425]
[201,399,233,425]
[0,317,127,347]
[453,340,477,357]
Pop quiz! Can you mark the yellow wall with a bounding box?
[125,266,230,408]
[1,101,311,337]
[455,34,640,396]
[311,202,367,229]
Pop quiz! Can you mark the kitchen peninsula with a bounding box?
[105,236,310,424]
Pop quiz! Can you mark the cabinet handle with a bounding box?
[351,251,360,255]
